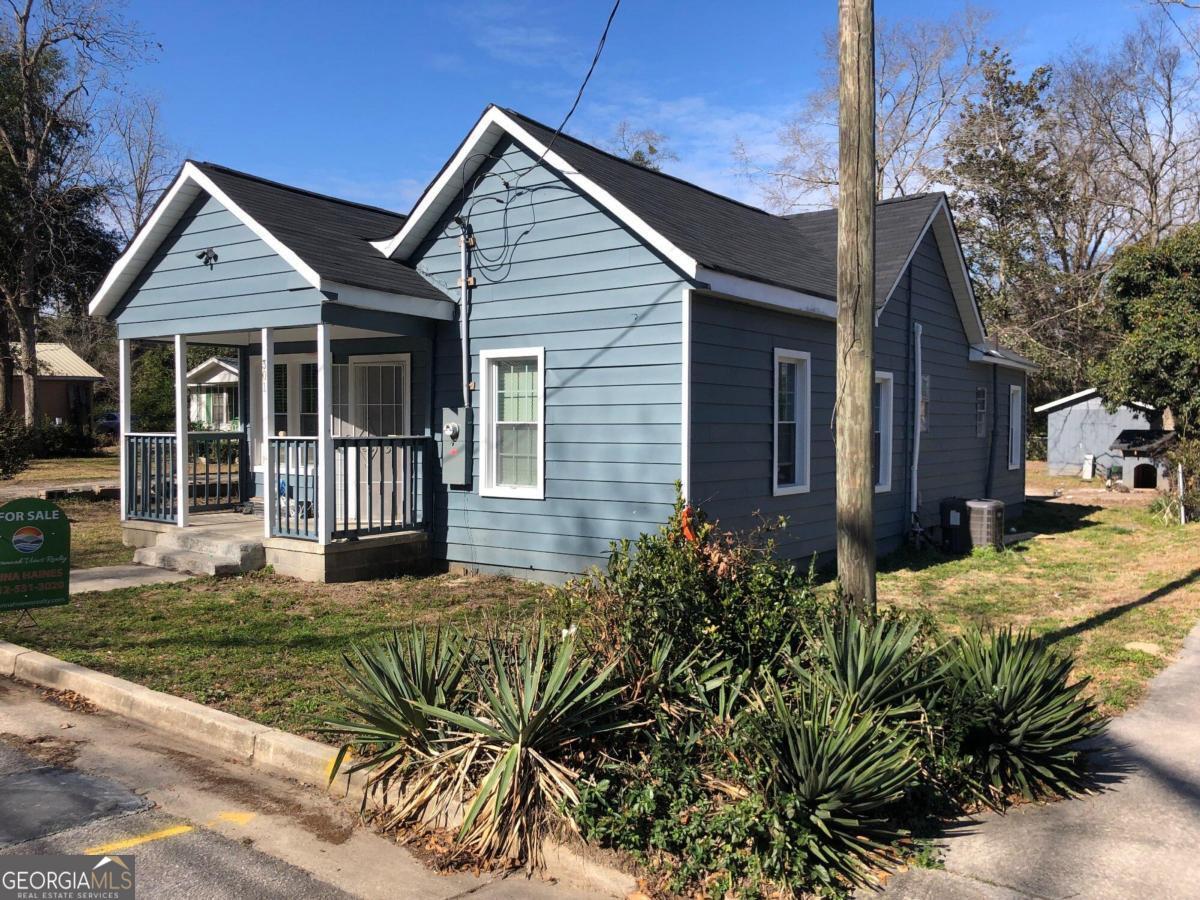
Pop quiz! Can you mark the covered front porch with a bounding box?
[117,313,435,581]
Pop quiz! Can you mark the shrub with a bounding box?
[946,627,1106,804]
[29,422,97,458]
[556,492,825,673]
[0,414,33,479]
[747,681,921,891]
[796,610,945,720]
[324,627,474,828]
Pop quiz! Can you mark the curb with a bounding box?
[0,639,638,898]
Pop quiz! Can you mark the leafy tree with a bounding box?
[1091,223,1200,438]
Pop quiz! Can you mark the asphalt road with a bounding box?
[0,677,606,900]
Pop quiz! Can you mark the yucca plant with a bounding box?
[413,624,631,870]
[750,681,920,890]
[947,627,1106,804]
[800,613,945,719]
[323,626,474,828]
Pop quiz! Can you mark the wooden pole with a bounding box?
[835,0,877,611]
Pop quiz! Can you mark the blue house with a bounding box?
[89,105,1032,582]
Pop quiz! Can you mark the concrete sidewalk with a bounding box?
[70,564,190,594]
[884,621,1200,899]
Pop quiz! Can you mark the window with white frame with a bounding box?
[874,372,893,492]
[299,363,319,436]
[1008,385,1023,470]
[920,374,931,432]
[774,349,811,494]
[481,348,545,499]
[272,363,288,435]
[975,387,988,439]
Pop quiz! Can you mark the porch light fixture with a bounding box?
[196,247,218,268]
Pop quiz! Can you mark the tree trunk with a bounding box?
[14,303,38,426]
[835,0,877,613]
[0,311,13,417]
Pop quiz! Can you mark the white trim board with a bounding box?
[89,162,322,319]
[478,346,546,501]
[1033,387,1154,415]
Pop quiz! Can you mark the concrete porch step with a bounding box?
[155,528,266,568]
[133,545,247,577]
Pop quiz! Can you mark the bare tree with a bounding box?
[101,94,178,244]
[0,0,149,424]
[606,120,678,171]
[738,6,991,211]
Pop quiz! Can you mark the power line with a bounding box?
[529,0,621,172]
[1158,0,1200,60]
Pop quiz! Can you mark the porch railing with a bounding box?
[332,436,427,539]
[187,432,245,512]
[125,433,177,523]
[268,437,319,540]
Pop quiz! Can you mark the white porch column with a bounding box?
[317,322,334,545]
[261,328,275,540]
[173,334,188,528]
[118,338,130,522]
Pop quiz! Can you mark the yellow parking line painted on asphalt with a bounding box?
[213,811,256,826]
[85,824,194,855]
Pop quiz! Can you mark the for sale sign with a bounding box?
[0,499,70,612]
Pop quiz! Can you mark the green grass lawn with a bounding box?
[63,499,134,568]
[7,450,119,486]
[878,491,1200,714]
[3,571,545,739]
[5,466,1199,738]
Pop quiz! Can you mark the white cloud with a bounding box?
[304,172,427,214]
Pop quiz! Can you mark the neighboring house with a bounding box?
[187,356,240,430]
[88,105,1031,583]
[10,343,104,429]
[1035,388,1162,478]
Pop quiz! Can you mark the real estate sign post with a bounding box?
[0,499,70,612]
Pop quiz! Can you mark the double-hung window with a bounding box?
[299,363,319,436]
[481,348,545,499]
[975,387,988,439]
[773,349,811,495]
[1008,385,1023,470]
[875,372,893,492]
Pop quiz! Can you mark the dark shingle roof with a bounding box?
[1111,429,1175,455]
[503,108,944,308]
[193,162,448,301]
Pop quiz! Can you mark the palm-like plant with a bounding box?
[801,613,945,719]
[414,624,630,869]
[323,626,473,828]
[751,681,920,890]
[947,627,1106,803]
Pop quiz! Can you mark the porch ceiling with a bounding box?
[124,306,437,346]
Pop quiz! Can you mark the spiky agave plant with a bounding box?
[751,681,920,891]
[800,613,945,719]
[323,626,474,828]
[947,627,1106,804]
[413,624,631,870]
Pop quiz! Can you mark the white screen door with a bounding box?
[336,356,411,528]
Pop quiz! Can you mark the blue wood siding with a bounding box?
[691,230,1026,563]
[113,193,324,338]
[411,138,686,579]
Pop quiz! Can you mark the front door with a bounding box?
[334,356,411,528]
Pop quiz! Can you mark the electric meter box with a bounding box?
[441,407,472,486]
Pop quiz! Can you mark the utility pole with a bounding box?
[835,0,877,612]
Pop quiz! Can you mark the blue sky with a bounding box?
[124,0,1157,211]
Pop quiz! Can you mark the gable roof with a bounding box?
[1034,387,1155,415]
[88,161,449,319]
[373,105,988,341]
[186,356,239,384]
[25,344,104,380]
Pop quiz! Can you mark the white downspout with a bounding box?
[910,323,923,518]
[457,222,471,406]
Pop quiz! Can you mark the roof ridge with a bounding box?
[500,106,783,221]
[783,192,943,220]
[191,160,408,221]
